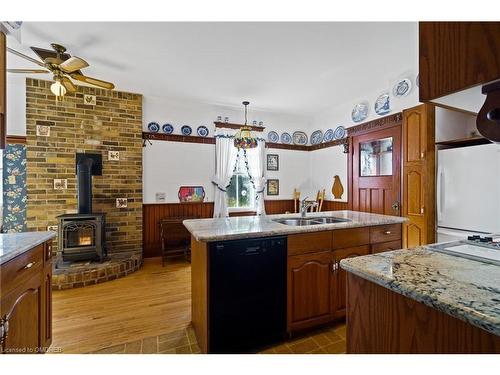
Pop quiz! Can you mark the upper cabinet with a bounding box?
[0,31,6,149]
[419,22,500,103]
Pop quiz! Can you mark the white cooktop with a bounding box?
[429,237,500,266]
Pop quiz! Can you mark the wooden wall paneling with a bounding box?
[402,104,436,248]
[346,273,500,353]
[419,22,500,102]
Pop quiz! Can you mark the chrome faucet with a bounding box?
[300,197,318,218]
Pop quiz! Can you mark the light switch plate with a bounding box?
[155,192,166,202]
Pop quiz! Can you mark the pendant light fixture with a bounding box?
[234,101,258,149]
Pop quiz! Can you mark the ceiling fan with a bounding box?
[7,43,115,98]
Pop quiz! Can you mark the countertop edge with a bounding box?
[0,232,56,265]
[340,254,500,337]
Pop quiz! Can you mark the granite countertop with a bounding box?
[0,231,56,265]
[340,247,500,337]
[183,210,407,242]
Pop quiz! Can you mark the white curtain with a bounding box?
[212,128,238,218]
[245,138,267,216]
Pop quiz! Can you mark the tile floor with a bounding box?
[91,322,346,354]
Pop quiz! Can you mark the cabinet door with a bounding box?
[332,245,370,319]
[1,273,43,354]
[287,251,333,331]
[402,104,435,248]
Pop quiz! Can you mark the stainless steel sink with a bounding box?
[310,217,351,224]
[273,217,351,226]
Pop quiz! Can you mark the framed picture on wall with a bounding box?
[267,154,279,171]
[267,179,279,196]
[178,186,205,203]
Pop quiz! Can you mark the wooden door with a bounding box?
[0,31,6,149]
[352,126,402,215]
[331,245,370,319]
[287,251,333,331]
[402,104,435,248]
[1,273,44,354]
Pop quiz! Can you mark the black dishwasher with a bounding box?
[208,236,287,353]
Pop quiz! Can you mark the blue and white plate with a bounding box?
[323,129,334,143]
[351,102,369,123]
[416,74,420,88]
[281,132,292,144]
[374,93,391,116]
[162,123,174,134]
[268,131,279,143]
[292,131,308,145]
[393,78,412,97]
[333,126,346,140]
[147,122,160,133]
[197,126,209,137]
[310,130,323,145]
[181,125,192,136]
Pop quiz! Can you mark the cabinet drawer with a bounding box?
[332,227,369,249]
[371,240,402,254]
[288,231,332,256]
[0,244,43,297]
[370,224,402,244]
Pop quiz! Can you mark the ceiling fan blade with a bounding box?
[62,77,77,93]
[70,73,115,90]
[6,47,46,67]
[7,68,50,74]
[59,56,89,73]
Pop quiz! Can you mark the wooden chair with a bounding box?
[314,189,326,212]
[159,217,195,267]
[293,189,301,213]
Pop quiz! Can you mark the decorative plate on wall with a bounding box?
[333,126,346,140]
[268,131,279,143]
[374,93,391,116]
[416,74,420,88]
[181,125,192,136]
[292,131,308,145]
[392,78,412,97]
[351,102,369,123]
[147,122,160,133]
[310,130,323,145]
[280,132,292,144]
[197,126,209,137]
[162,123,174,134]
[323,129,334,143]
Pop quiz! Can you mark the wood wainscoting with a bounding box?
[143,200,349,258]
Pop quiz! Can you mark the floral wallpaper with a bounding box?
[2,144,27,233]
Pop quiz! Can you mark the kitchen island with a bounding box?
[340,246,500,353]
[0,232,55,354]
[184,210,407,353]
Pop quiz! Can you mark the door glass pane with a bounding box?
[360,137,393,176]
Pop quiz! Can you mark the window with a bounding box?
[227,153,255,210]
[360,137,393,176]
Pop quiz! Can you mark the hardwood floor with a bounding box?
[51,257,346,354]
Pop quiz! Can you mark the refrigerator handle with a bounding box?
[437,165,444,222]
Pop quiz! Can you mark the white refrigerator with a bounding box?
[437,143,500,242]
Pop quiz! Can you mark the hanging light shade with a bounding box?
[234,101,258,149]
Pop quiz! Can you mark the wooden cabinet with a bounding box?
[331,245,370,319]
[402,104,436,248]
[0,31,6,149]
[419,22,500,102]
[287,251,333,331]
[0,241,53,354]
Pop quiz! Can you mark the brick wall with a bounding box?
[25,78,143,256]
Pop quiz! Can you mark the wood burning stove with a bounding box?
[58,213,106,262]
[57,152,106,262]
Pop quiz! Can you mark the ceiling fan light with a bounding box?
[50,80,67,97]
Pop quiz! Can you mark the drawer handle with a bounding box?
[18,262,36,272]
[384,231,392,235]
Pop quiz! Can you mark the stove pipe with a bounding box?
[77,157,94,214]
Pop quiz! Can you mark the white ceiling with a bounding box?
[7,22,418,116]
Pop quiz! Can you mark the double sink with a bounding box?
[273,216,351,226]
